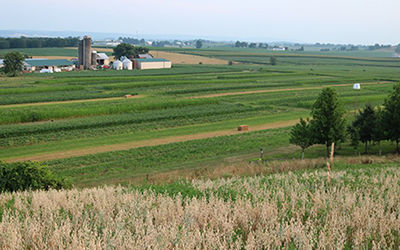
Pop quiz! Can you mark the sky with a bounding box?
[1,0,400,44]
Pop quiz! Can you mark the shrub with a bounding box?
[0,161,70,193]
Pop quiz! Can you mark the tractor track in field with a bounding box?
[0,95,145,108]
[191,81,392,99]
[5,120,298,163]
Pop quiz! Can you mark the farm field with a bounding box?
[0,48,400,187]
[1,159,400,248]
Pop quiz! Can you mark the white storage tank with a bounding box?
[113,60,123,70]
[353,83,361,90]
[122,58,133,70]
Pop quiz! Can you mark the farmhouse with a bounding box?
[135,58,172,70]
[24,59,75,72]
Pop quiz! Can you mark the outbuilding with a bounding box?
[135,58,172,70]
[96,53,110,65]
[24,59,75,72]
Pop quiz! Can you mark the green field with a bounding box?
[1,47,400,186]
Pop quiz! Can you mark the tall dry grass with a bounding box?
[0,165,400,249]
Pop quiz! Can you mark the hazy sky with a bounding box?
[1,0,399,44]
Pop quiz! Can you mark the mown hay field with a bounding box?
[1,161,399,249]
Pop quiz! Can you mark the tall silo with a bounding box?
[78,36,92,69]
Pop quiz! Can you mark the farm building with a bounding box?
[135,58,171,70]
[96,53,109,65]
[24,59,75,72]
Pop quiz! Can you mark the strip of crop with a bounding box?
[0,98,218,124]
[47,128,290,185]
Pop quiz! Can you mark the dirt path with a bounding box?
[0,95,145,108]
[6,120,298,163]
[193,81,392,99]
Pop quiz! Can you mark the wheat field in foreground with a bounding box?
[0,164,399,249]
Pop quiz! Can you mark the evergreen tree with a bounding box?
[373,107,385,156]
[310,88,346,156]
[289,118,314,159]
[350,104,377,154]
[382,83,400,153]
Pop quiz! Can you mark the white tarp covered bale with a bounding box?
[40,69,53,73]
[353,83,361,90]
[122,58,133,70]
[113,60,123,70]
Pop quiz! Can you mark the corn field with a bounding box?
[1,164,400,249]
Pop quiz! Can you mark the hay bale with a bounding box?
[124,94,133,98]
[238,125,249,131]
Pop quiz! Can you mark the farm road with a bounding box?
[6,119,298,163]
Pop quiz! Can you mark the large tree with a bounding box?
[310,88,346,156]
[3,52,25,77]
[113,43,149,60]
[349,104,377,154]
[290,118,314,159]
[382,83,400,153]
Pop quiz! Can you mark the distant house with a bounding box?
[0,59,3,68]
[135,58,172,70]
[96,53,110,65]
[24,59,75,72]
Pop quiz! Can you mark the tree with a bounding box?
[113,43,149,59]
[349,104,377,154]
[373,107,385,156]
[310,88,346,156]
[395,44,400,54]
[3,52,25,77]
[382,83,400,153]
[290,118,314,159]
[195,40,203,49]
[270,56,277,65]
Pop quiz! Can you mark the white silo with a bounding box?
[113,60,123,70]
[122,58,133,70]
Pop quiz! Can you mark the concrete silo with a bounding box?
[78,36,92,69]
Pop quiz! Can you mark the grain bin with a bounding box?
[122,58,133,70]
[113,60,123,70]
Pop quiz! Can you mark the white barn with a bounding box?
[136,58,172,70]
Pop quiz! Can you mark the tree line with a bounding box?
[0,37,79,49]
[290,84,400,159]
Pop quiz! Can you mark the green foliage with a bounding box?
[0,161,70,193]
[3,52,25,77]
[311,88,346,156]
[349,104,377,153]
[270,56,277,65]
[195,40,203,49]
[382,83,400,152]
[112,43,149,60]
[289,118,314,159]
